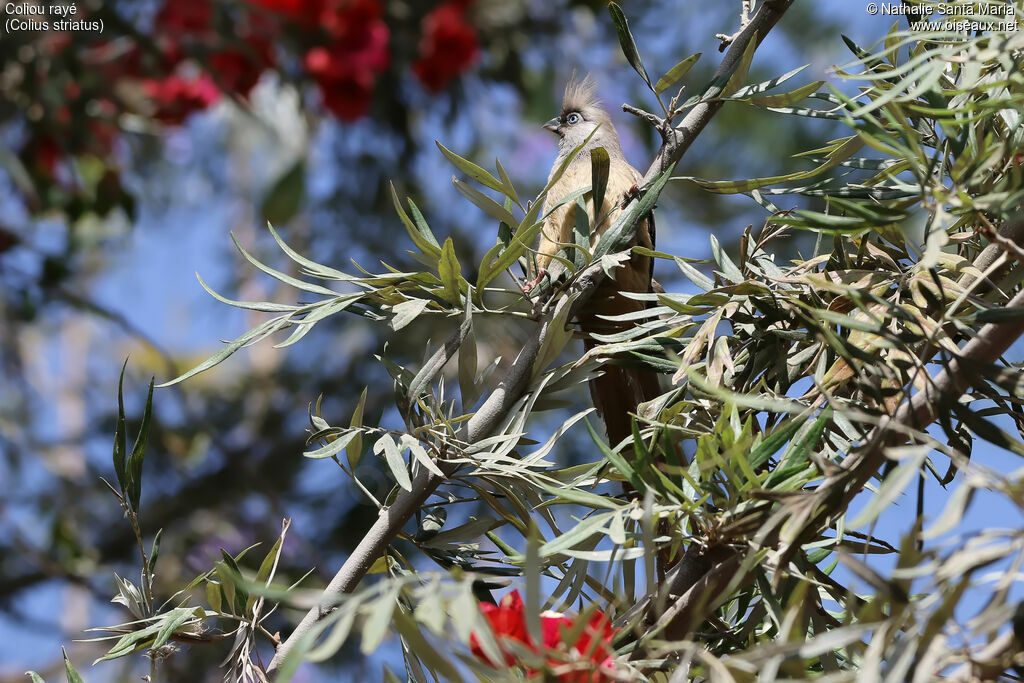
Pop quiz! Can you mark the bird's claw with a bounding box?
[621,183,641,207]
[521,269,548,294]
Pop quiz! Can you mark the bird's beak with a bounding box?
[543,117,561,134]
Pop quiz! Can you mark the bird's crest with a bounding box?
[562,73,607,121]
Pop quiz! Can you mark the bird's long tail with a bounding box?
[583,338,662,449]
[578,208,662,450]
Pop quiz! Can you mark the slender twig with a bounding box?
[643,0,794,180]
[716,0,755,50]
[623,103,670,137]
[265,3,796,675]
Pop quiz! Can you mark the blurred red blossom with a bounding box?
[208,41,274,97]
[154,0,212,34]
[469,590,618,681]
[27,137,61,179]
[143,72,221,125]
[470,590,530,666]
[302,0,390,120]
[150,0,275,102]
[413,0,478,92]
[247,0,305,16]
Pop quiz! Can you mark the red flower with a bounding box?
[247,0,305,15]
[550,610,617,682]
[209,43,273,97]
[301,0,390,121]
[154,0,212,34]
[149,0,276,104]
[28,137,61,179]
[142,72,221,125]
[469,591,619,681]
[470,590,530,666]
[413,0,478,93]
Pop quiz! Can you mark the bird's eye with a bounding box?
[566,112,582,125]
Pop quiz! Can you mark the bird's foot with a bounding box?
[521,269,548,294]
[621,183,641,207]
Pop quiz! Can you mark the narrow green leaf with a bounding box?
[127,378,155,511]
[539,513,612,557]
[113,359,128,495]
[375,435,412,492]
[303,606,356,663]
[849,448,927,528]
[655,53,701,93]
[594,164,674,259]
[586,419,643,491]
[709,234,743,284]
[525,522,542,647]
[476,220,545,292]
[266,222,351,281]
[452,178,518,227]
[970,307,1024,324]
[157,316,289,387]
[147,528,163,577]
[390,183,441,262]
[220,550,249,609]
[725,65,810,100]
[722,31,759,97]
[390,299,430,331]
[539,482,624,509]
[748,413,810,470]
[348,388,368,469]
[495,158,521,207]
[750,80,825,107]
[206,579,222,613]
[96,621,164,662]
[673,257,714,291]
[403,436,445,477]
[360,585,399,654]
[458,304,478,409]
[923,485,973,540]
[608,2,652,87]
[62,648,84,683]
[438,237,463,306]
[215,561,237,614]
[406,200,442,250]
[152,607,201,650]
[421,517,500,547]
[248,531,286,613]
[196,272,300,313]
[392,606,462,680]
[304,430,360,459]
[436,142,504,193]
[572,198,591,271]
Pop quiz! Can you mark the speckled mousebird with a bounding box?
[528,74,661,448]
